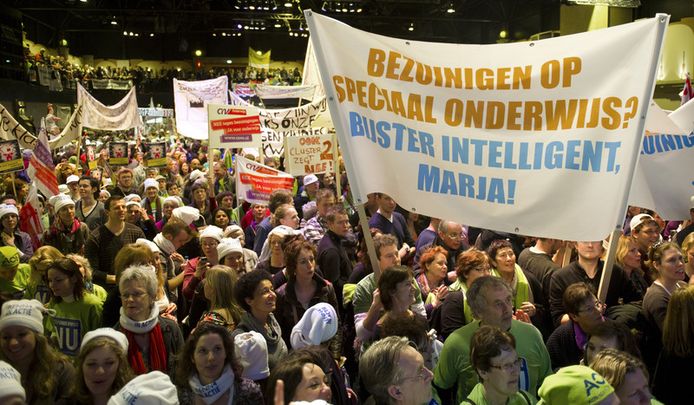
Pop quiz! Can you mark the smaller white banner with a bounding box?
[235,155,294,204]
[207,104,262,150]
[284,133,336,176]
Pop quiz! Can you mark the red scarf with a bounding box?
[124,323,168,375]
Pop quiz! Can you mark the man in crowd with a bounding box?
[109,168,138,196]
[368,193,414,249]
[434,276,551,403]
[85,195,146,292]
[213,160,234,195]
[294,173,320,220]
[549,241,639,327]
[303,188,336,245]
[316,205,353,306]
[253,189,293,255]
[414,220,468,281]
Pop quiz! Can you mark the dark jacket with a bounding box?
[316,230,353,305]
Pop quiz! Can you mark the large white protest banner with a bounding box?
[235,155,294,204]
[77,83,142,131]
[255,84,316,100]
[228,91,333,158]
[284,133,336,175]
[0,104,83,150]
[628,100,694,220]
[302,41,326,101]
[306,11,667,241]
[174,76,228,140]
[207,104,262,150]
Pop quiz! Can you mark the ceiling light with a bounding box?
[284,2,292,7]
[408,23,414,32]
[111,18,118,25]
[150,33,154,37]
[256,50,262,55]
[195,49,202,56]
[226,60,232,64]
[123,31,128,36]
[274,23,281,28]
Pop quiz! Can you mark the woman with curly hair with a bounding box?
[176,322,263,405]
[75,328,135,405]
[26,245,63,303]
[0,299,76,403]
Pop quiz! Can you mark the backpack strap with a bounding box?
[519,390,531,405]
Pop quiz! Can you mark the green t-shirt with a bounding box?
[0,264,31,299]
[434,320,552,403]
[465,383,536,405]
[45,293,103,356]
[25,280,52,304]
[353,272,425,315]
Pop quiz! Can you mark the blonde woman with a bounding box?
[199,265,243,332]
[27,245,64,303]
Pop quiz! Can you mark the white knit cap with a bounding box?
[58,184,69,194]
[223,224,243,238]
[135,238,161,254]
[163,196,182,207]
[268,224,299,239]
[66,175,80,184]
[143,178,159,191]
[0,204,18,219]
[107,371,178,405]
[0,299,50,334]
[291,302,338,350]
[217,238,243,260]
[124,194,141,203]
[47,194,62,207]
[172,206,200,226]
[234,331,270,380]
[100,189,111,199]
[199,225,224,242]
[81,328,129,352]
[53,195,75,214]
[0,361,25,401]
[303,174,319,186]
[189,169,204,182]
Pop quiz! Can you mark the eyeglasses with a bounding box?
[121,291,148,300]
[489,358,521,373]
[400,366,432,382]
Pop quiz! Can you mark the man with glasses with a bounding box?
[434,276,551,404]
[549,241,638,328]
[414,220,469,283]
[546,283,605,370]
[360,336,437,405]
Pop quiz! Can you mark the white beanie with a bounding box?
[224,224,243,238]
[0,204,18,219]
[0,361,25,401]
[291,303,338,350]
[53,195,75,214]
[135,238,161,254]
[66,175,80,184]
[100,189,111,199]
[163,196,182,207]
[234,331,270,380]
[0,299,51,334]
[81,328,129,352]
[107,371,178,405]
[199,225,224,242]
[303,173,319,186]
[268,224,299,239]
[47,194,62,207]
[172,206,200,226]
[124,194,141,203]
[217,238,243,260]
[143,178,159,191]
[58,184,69,194]
[189,169,204,182]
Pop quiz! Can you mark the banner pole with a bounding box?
[356,203,380,279]
[10,173,18,202]
[333,133,341,199]
[598,14,669,303]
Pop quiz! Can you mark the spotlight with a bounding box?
[408,23,414,32]
[195,49,202,56]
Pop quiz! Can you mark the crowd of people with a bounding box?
[22,47,303,94]
[0,131,690,405]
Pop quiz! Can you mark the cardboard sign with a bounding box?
[284,134,335,175]
[108,142,129,166]
[0,140,23,173]
[145,142,167,168]
[208,104,262,150]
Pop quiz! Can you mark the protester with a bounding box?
[197,265,243,332]
[26,245,63,303]
[642,241,687,333]
[416,246,449,313]
[0,204,33,262]
[537,365,618,405]
[0,246,31,298]
[316,205,353,305]
[488,239,537,318]
[216,237,246,276]
[589,349,655,405]
[266,352,333,405]
[43,194,90,254]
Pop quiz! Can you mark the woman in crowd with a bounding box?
[0,299,76,404]
[67,253,108,302]
[615,235,649,298]
[642,241,687,333]
[275,237,339,349]
[680,232,694,284]
[435,248,491,339]
[0,204,33,262]
[43,195,90,255]
[45,257,103,356]
[582,319,641,366]
[141,178,164,222]
[155,196,181,231]
[590,349,654,405]
[233,270,288,370]
[652,285,694,405]
[194,265,243,332]
[217,237,246,276]
[213,208,231,229]
[75,328,134,405]
[115,264,184,376]
[359,265,423,343]
[416,246,449,315]
[244,203,268,250]
[26,245,63,303]
[176,322,263,405]
[266,351,332,405]
[75,176,106,231]
[487,239,536,318]
[225,225,258,273]
[182,225,224,302]
[255,225,298,277]
[189,182,216,225]
[271,204,300,231]
[467,325,534,405]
